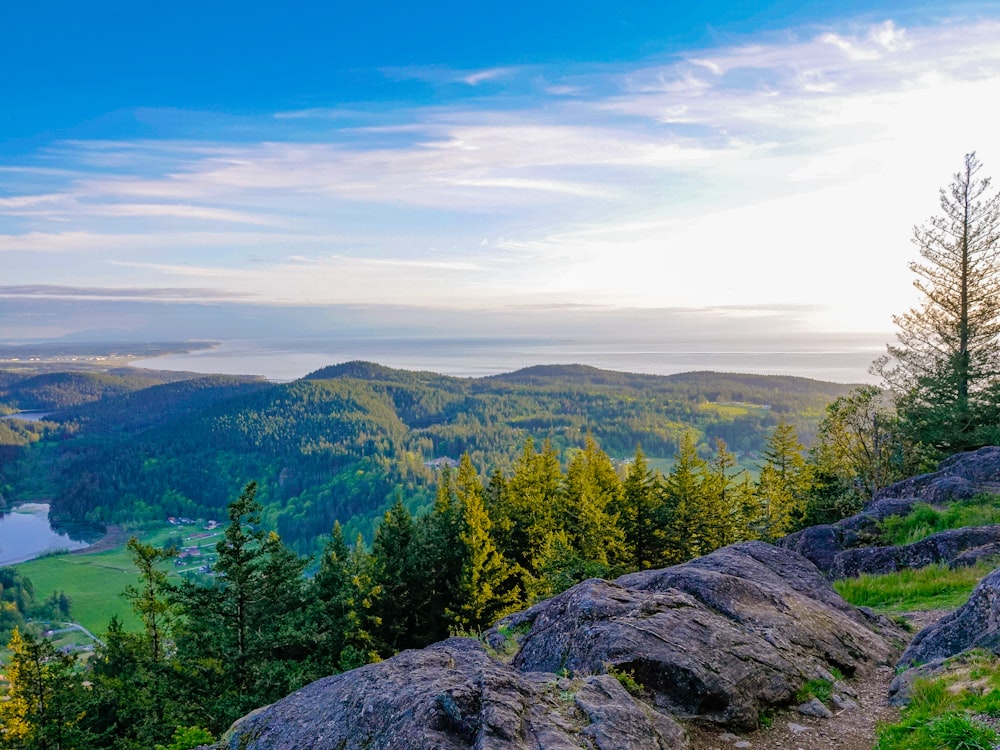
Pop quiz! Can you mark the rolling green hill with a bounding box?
[1,362,857,550]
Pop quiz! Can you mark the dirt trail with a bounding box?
[686,610,951,750]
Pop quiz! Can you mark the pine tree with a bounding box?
[875,152,1000,453]
[756,419,810,539]
[448,454,520,632]
[371,498,419,652]
[558,436,627,567]
[702,438,747,550]
[619,446,663,570]
[660,433,709,563]
[123,537,177,664]
[490,439,560,591]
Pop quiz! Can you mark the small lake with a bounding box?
[0,504,92,565]
[0,411,52,422]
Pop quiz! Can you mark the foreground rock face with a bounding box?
[219,542,903,749]
[780,446,1000,576]
[220,638,686,750]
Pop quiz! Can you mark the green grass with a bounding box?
[16,523,222,636]
[880,494,1000,546]
[833,561,994,612]
[876,651,1000,750]
[796,678,833,704]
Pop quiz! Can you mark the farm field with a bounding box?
[17,522,223,635]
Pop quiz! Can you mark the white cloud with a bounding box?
[2,15,1000,337]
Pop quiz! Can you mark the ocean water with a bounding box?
[131,335,888,384]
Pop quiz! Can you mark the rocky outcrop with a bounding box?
[828,525,1000,578]
[779,498,921,573]
[877,446,1000,503]
[780,446,1000,576]
[490,542,901,731]
[217,637,687,750]
[218,542,905,749]
[897,567,1000,668]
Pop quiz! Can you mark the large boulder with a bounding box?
[877,447,1000,503]
[779,447,1000,576]
[487,542,902,730]
[219,638,687,750]
[897,567,1000,668]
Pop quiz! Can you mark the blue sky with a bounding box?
[3,1,1000,346]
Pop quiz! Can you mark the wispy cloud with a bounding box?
[2,15,1000,334]
[0,284,249,300]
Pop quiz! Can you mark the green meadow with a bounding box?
[16,524,223,636]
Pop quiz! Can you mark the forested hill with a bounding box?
[0,367,209,412]
[0,362,856,550]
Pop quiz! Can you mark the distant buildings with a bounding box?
[423,457,459,469]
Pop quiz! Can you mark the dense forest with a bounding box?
[0,395,897,748]
[0,362,855,548]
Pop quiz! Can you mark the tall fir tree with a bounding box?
[875,152,1000,453]
[619,446,663,570]
[660,433,710,563]
[447,454,520,632]
[756,419,811,539]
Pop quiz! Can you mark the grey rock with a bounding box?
[898,566,1000,668]
[492,542,901,730]
[888,658,948,706]
[221,638,687,749]
[831,679,857,698]
[950,542,1000,568]
[787,722,810,734]
[829,693,858,711]
[217,543,903,748]
[796,697,833,718]
[878,447,1000,502]
[779,447,1000,576]
[829,525,1000,578]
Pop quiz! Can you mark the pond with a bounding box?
[0,411,52,422]
[0,504,93,565]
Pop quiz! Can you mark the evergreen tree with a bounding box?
[756,419,810,539]
[619,446,663,570]
[410,467,466,644]
[701,438,747,550]
[660,433,709,563]
[490,440,561,597]
[212,482,266,697]
[370,498,419,653]
[122,537,177,665]
[448,454,520,632]
[558,436,627,567]
[875,152,1000,453]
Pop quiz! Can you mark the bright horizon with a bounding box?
[3,2,1000,351]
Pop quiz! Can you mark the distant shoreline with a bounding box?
[72,525,127,555]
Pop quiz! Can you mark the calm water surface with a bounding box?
[0,504,91,565]
[132,336,888,384]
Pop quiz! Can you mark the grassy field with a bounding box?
[17,523,223,636]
